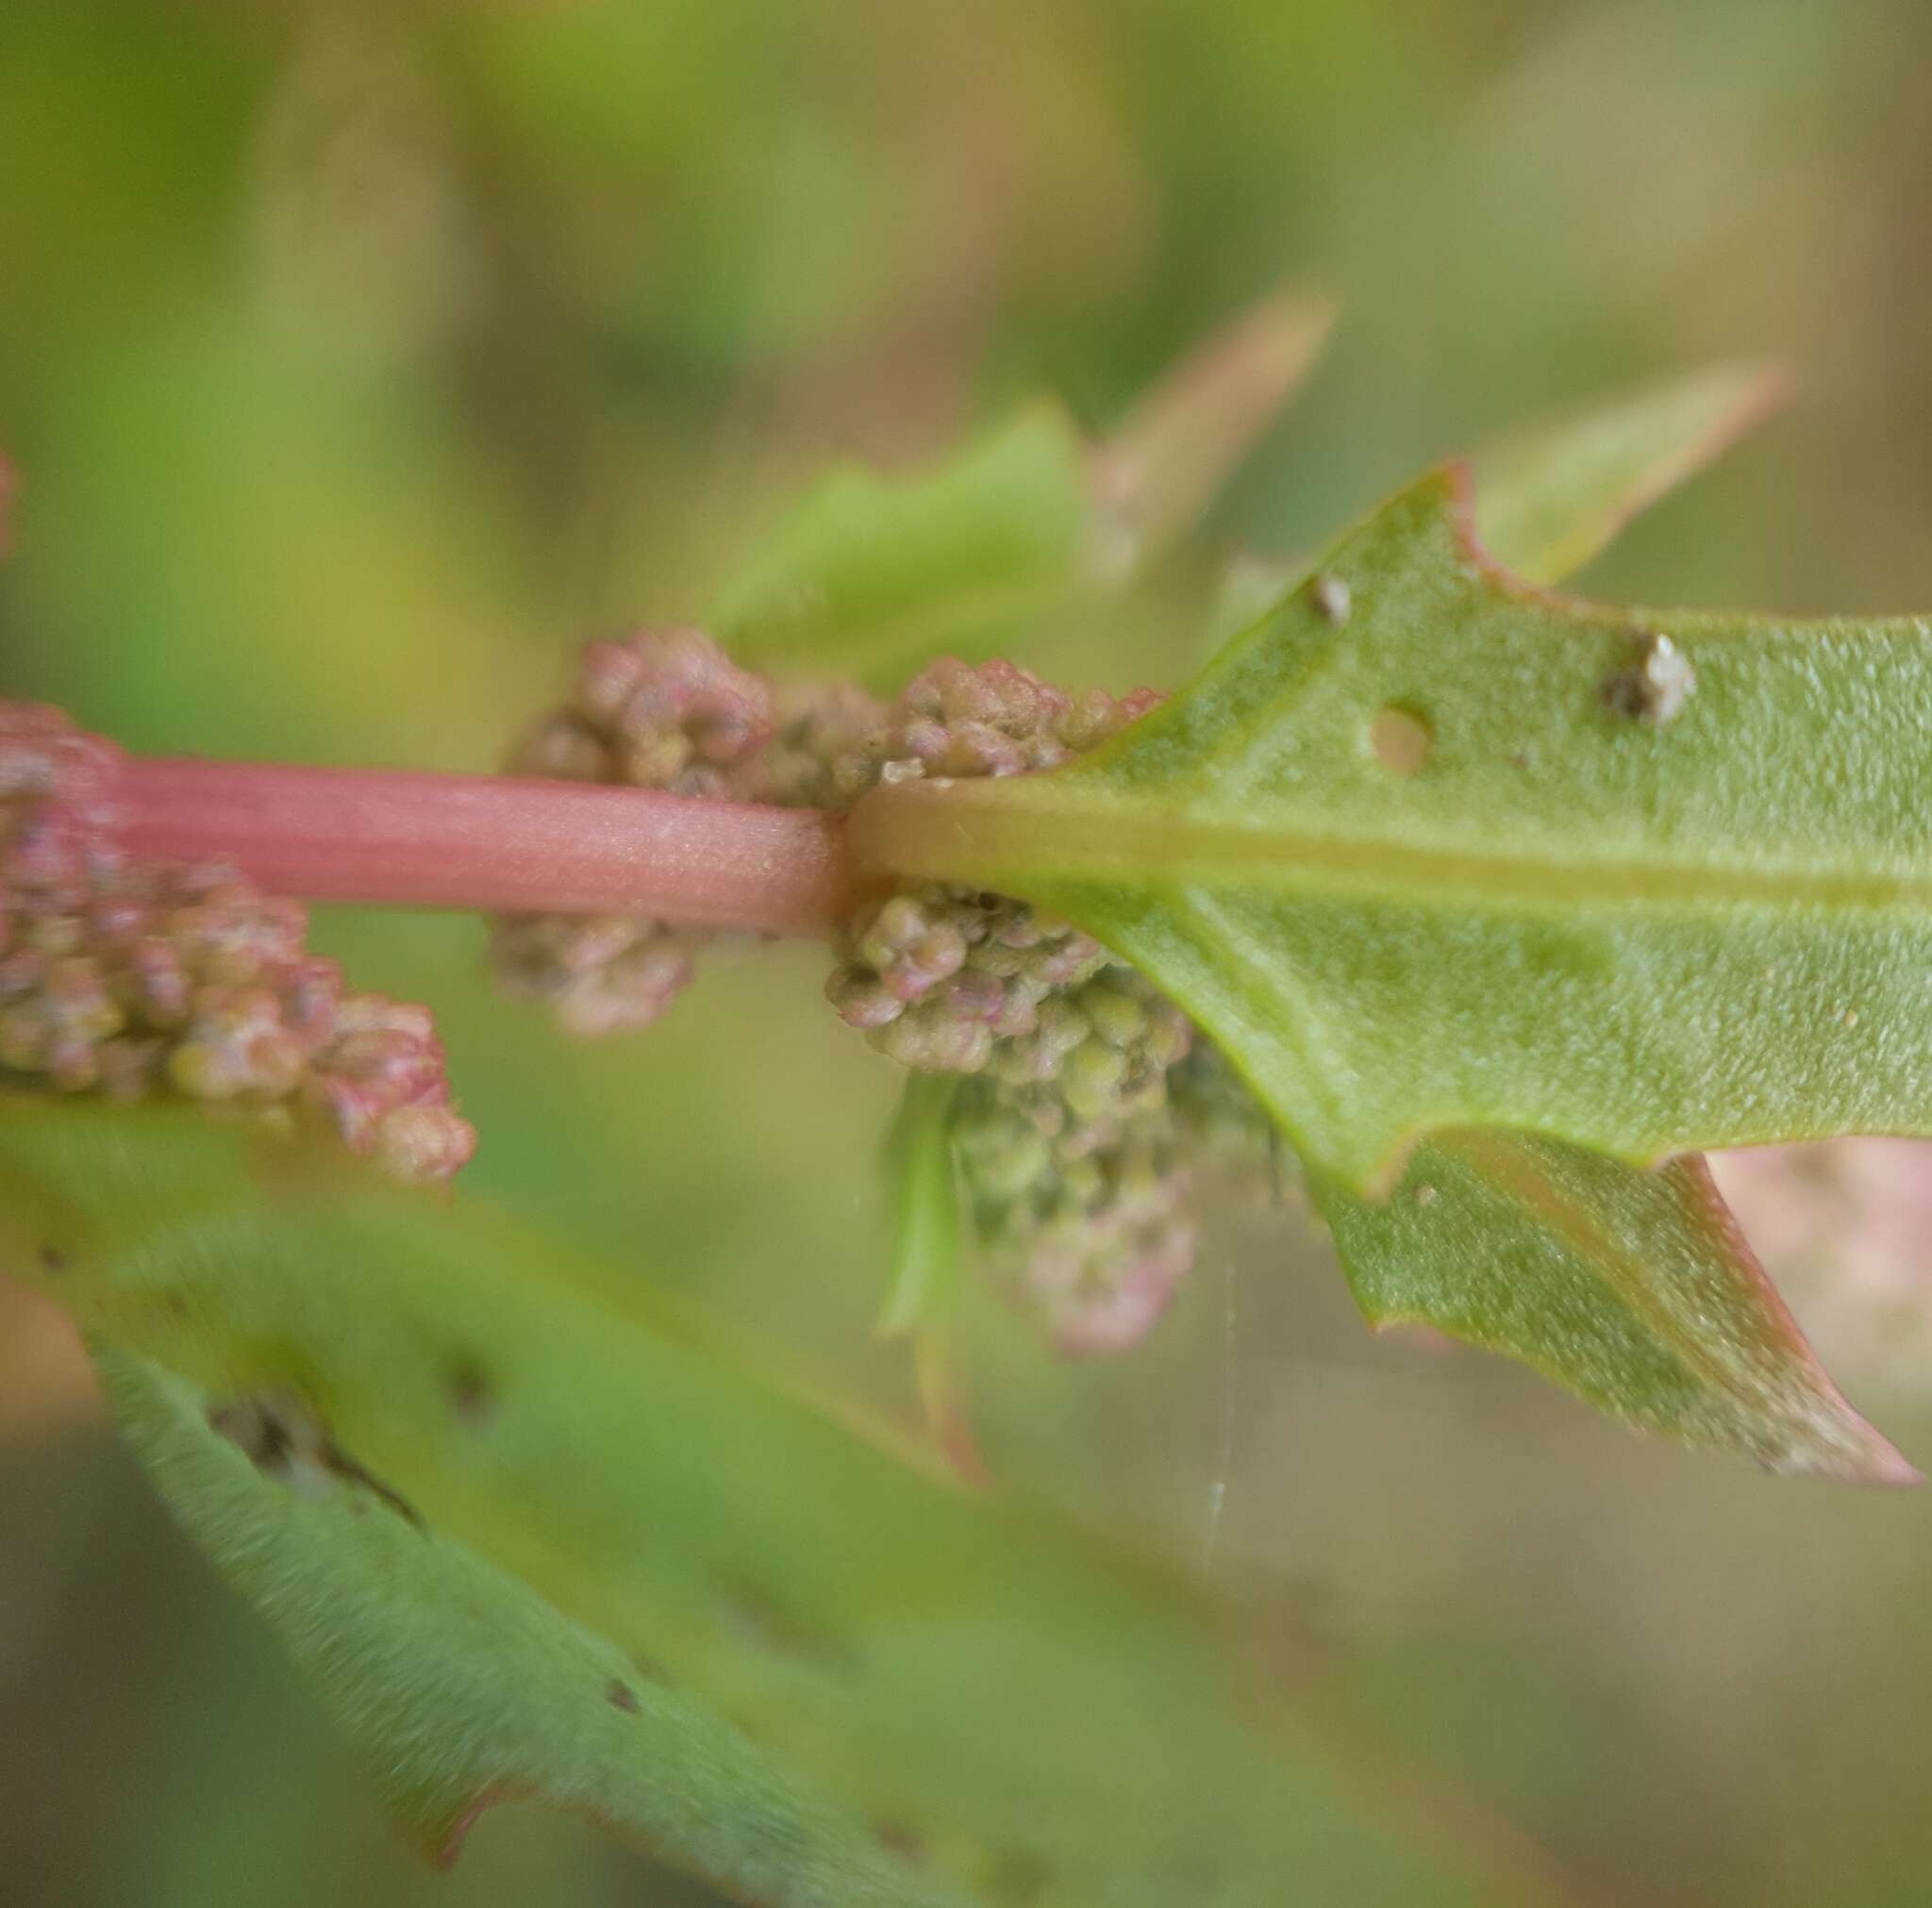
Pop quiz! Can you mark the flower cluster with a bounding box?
[814,656,1285,1352]
[491,626,894,1034]
[490,628,777,1037]
[0,703,473,1184]
[820,655,1162,798]
[494,634,1290,1352]
[948,968,1198,1352]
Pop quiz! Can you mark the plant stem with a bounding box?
[115,757,856,937]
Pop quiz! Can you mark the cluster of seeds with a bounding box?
[825,887,1113,1074]
[822,655,1161,800]
[490,628,778,1037]
[490,626,901,1034]
[493,633,1288,1352]
[947,969,1200,1352]
[757,677,891,810]
[811,656,1284,1350]
[0,703,473,1184]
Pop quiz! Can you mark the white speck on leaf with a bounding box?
[1310,574,1352,624]
[1605,634,1695,725]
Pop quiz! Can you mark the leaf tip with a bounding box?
[1615,355,1794,521]
[1787,1419,1922,1489]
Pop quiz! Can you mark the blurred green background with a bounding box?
[5,1,1932,1902]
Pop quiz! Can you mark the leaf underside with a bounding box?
[1309,1136,1909,1481]
[857,466,1932,1193]
[3,1098,1558,1907]
[856,438,1922,1479]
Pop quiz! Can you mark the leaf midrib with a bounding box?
[858,779,1932,916]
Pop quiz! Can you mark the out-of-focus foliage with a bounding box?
[8,3,1932,1905]
[4,1097,1564,1908]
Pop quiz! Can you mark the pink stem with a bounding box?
[115,757,855,937]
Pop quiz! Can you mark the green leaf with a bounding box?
[1279,369,1881,1479]
[876,1074,964,1338]
[4,1097,1563,1908]
[710,403,1092,686]
[95,1353,958,1905]
[876,1076,983,1485]
[1210,359,1784,638]
[1091,290,1334,573]
[852,465,1932,1194]
[1308,1135,1911,1482]
[1467,359,1788,586]
[711,291,1328,685]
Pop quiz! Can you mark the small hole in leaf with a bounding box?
[1368,705,1431,776]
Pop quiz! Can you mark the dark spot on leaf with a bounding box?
[873,1819,926,1866]
[447,1361,495,1426]
[209,1396,297,1474]
[37,1244,67,1274]
[606,1679,639,1714]
[208,1391,426,1532]
[1367,705,1431,776]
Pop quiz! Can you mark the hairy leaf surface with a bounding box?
[97,1354,953,1905]
[1266,381,1893,1478]
[2,1099,1561,1908]
[863,367,1869,1473]
[1309,1137,1908,1480]
[854,467,1932,1193]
